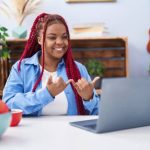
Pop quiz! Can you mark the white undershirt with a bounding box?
[41,68,68,115]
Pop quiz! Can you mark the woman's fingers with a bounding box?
[47,75,53,85]
[66,79,73,86]
[71,77,100,90]
[71,78,94,100]
[70,80,82,91]
[47,77,73,97]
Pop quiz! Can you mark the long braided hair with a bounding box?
[18,13,85,115]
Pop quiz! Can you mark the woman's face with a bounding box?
[38,23,68,61]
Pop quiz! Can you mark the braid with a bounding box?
[18,13,48,71]
[17,13,48,92]
[32,16,48,92]
[64,43,86,115]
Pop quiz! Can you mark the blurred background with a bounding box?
[0,0,150,77]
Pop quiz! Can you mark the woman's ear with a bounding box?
[37,36,42,45]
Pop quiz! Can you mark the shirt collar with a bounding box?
[24,51,40,66]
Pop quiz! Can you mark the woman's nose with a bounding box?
[56,37,63,44]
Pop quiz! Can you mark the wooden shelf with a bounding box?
[0,37,128,97]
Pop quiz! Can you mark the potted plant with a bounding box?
[0,26,9,58]
[85,59,105,89]
[0,25,9,92]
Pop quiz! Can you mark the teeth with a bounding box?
[55,48,63,51]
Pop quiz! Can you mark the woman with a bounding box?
[2,13,100,116]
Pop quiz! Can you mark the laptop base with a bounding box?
[70,119,98,133]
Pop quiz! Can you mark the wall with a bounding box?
[0,0,150,77]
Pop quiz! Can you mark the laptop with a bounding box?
[70,77,150,133]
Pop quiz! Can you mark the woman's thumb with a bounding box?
[91,76,100,87]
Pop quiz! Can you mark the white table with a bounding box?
[1,116,150,150]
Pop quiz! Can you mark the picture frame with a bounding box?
[65,0,116,3]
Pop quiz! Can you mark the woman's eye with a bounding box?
[47,36,56,40]
[62,35,68,40]
[47,35,68,41]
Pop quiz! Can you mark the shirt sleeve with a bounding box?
[2,64,54,116]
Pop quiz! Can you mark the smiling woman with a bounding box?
[65,0,116,3]
[2,13,100,116]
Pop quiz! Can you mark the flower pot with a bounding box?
[12,26,27,39]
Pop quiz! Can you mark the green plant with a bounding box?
[0,26,9,58]
[85,59,105,77]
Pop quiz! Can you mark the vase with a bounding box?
[12,26,27,39]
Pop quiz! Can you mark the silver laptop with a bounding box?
[70,77,150,133]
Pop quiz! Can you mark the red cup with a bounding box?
[10,109,23,127]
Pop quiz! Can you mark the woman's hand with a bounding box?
[71,77,100,100]
[46,75,73,97]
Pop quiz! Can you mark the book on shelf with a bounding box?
[70,23,108,39]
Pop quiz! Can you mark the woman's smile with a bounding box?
[54,47,64,51]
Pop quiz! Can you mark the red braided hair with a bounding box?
[18,13,85,115]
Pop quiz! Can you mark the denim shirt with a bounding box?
[2,51,100,116]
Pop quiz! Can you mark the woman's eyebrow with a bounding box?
[47,32,67,36]
[47,33,56,36]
